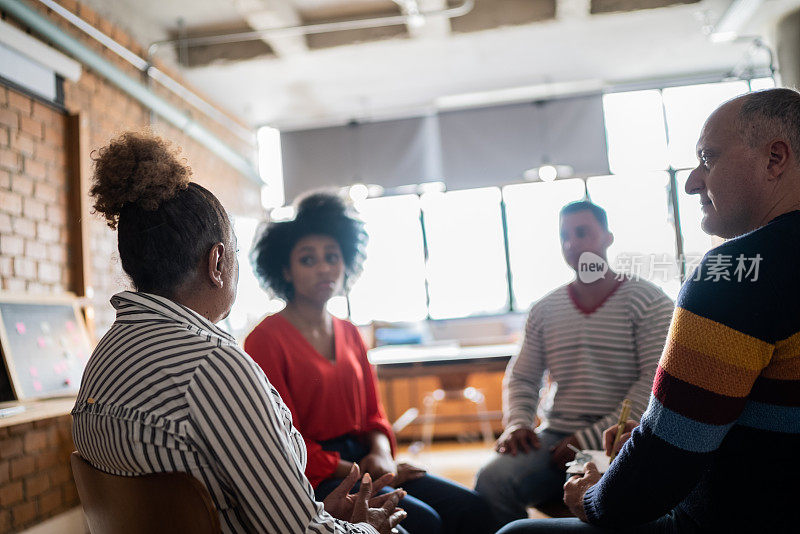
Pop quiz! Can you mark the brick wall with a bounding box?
[0,89,69,297]
[0,416,79,532]
[0,1,264,531]
[1,0,264,334]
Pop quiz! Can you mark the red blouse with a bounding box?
[244,314,396,487]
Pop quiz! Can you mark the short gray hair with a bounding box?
[736,87,800,160]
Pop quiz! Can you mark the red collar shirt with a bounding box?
[245,314,395,487]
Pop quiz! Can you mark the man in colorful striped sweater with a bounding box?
[497,88,800,533]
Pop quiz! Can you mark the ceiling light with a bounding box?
[407,14,426,29]
[523,165,574,182]
[349,183,370,202]
[538,165,558,182]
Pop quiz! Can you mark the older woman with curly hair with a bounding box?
[244,192,496,534]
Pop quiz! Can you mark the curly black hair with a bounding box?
[90,131,230,296]
[250,191,367,301]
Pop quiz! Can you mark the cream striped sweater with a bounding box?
[504,278,674,448]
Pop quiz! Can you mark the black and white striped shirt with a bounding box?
[72,291,376,534]
[504,279,674,449]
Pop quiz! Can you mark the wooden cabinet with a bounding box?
[377,370,506,441]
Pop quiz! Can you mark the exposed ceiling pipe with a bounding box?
[709,0,765,43]
[33,0,255,146]
[0,0,261,185]
[147,0,474,55]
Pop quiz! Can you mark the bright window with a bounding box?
[503,179,586,309]
[587,172,680,299]
[422,188,509,319]
[603,90,669,174]
[676,169,718,262]
[662,81,750,169]
[257,126,284,209]
[348,195,428,324]
[749,77,776,91]
[224,217,284,342]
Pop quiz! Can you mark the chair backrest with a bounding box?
[71,451,221,534]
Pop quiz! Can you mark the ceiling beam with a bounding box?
[233,0,308,57]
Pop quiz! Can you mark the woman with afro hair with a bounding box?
[244,191,496,534]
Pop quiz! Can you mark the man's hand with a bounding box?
[323,464,397,520]
[390,462,426,487]
[603,420,638,457]
[563,462,602,522]
[495,426,540,455]
[550,434,580,469]
[351,473,407,534]
[359,450,396,480]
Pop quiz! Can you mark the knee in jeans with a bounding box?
[413,508,443,534]
[460,491,497,526]
[475,461,510,496]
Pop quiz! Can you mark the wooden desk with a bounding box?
[369,342,517,379]
[0,397,76,427]
[369,343,518,440]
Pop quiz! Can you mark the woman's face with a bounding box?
[284,234,345,306]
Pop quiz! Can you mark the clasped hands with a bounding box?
[324,451,426,533]
[323,463,406,533]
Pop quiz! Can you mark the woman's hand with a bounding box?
[359,450,396,479]
[390,462,426,488]
[323,464,399,521]
[351,473,407,534]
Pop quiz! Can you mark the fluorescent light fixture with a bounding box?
[709,31,738,43]
[0,19,81,81]
[710,0,764,42]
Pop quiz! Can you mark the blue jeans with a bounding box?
[496,508,699,533]
[475,430,571,526]
[315,435,497,534]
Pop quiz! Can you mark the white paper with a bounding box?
[566,449,611,474]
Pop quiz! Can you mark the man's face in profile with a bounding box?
[684,99,765,239]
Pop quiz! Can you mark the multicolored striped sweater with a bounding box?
[583,210,800,531]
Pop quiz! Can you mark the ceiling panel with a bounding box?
[451,0,556,33]
[295,0,399,19]
[591,0,701,15]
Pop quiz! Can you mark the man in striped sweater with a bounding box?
[497,88,800,533]
[475,201,674,525]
